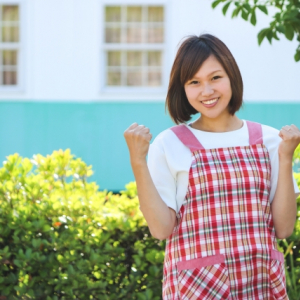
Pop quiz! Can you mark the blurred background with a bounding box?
[0,0,299,192]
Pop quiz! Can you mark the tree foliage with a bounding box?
[212,0,300,62]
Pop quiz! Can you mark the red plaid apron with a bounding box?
[163,121,288,299]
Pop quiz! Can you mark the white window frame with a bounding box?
[100,1,169,97]
[0,0,24,93]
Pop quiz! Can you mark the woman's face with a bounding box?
[184,55,232,121]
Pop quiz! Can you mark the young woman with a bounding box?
[124,34,300,299]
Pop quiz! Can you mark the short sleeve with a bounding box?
[147,141,178,212]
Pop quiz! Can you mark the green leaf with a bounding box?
[276,25,285,34]
[43,224,51,232]
[146,289,153,299]
[67,264,75,275]
[232,6,242,18]
[28,289,35,297]
[26,248,32,259]
[294,50,300,62]
[32,238,40,248]
[284,23,294,40]
[212,0,223,9]
[13,259,22,268]
[137,294,146,300]
[274,12,281,22]
[290,19,300,27]
[273,31,280,41]
[250,10,257,26]
[257,5,268,15]
[282,9,299,20]
[222,2,231,15]
[257,29,269,45]
[267,30,273,44]
[8,272,17,284]
[243,3,251,12]
[241,9,249,21]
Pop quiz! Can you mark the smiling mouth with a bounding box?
[201,97,219,104]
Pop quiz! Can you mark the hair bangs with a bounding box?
[180,40,212,85]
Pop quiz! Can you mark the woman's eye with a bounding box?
[190,81,199,85]
[212,76,221,80]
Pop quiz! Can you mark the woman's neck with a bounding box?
[191,115,243,133]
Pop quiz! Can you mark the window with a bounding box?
[0,4,19,87]
[104,5,165,88]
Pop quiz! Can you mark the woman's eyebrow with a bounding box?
[208,70,222,76]
[191,70,223,79]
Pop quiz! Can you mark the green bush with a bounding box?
[0,150,165,300]
[0,147,299,299]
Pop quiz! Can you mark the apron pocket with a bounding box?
[270,249,288,299]
[177,254,231,300]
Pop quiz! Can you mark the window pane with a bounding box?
[104,5,165,88]
[147,27,164,43]
[127,51,142,66]
[127,7,142,22]
[2,71,17,85]
[107,71,121,86]
[2,5,19,21]
[105,6,121,22]
[108,51,121,66]
[148,71,161,86]
[148,51,161,66]
[105,27,121,43]
[3,50,17,65]
[2,26,19,42]
[127,71,142,86]
[127,27,142,43]
[148,7,164,22]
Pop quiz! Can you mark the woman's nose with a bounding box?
[201,83,214,96]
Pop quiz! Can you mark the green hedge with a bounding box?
[0,150,164,299]
[0,148,299,299]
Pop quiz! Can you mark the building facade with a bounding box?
[0,0,299,191]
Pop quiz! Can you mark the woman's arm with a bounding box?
[124,123,176,240]
[271,124,300,239]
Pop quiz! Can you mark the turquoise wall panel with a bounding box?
[0,101,299,191]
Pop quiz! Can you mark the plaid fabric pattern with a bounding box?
[163,124,288,299]
[270,259,287,299]
[178,262,231,300]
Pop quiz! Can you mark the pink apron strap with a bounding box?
[246,120,263,145]
[170,124,204,152]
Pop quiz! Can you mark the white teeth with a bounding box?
[202,98,218,104]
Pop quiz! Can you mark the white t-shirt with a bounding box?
[148,120,300,213]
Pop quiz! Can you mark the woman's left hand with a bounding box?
[278,124,300,159]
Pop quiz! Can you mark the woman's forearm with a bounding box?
[271,155,297,239]
[131,159,176,240]
[124,123,177,240]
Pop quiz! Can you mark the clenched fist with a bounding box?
[124,123,152,166]
[278,124,300,159]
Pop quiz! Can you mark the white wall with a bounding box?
[171,0,300,102]
[0,0,299,102]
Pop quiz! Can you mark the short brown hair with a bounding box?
[166,34,243,124]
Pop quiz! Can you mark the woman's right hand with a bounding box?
[124,123,152,166]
